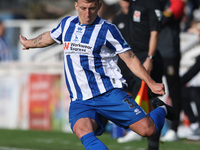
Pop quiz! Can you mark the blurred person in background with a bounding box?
[113,0,164,150]
[187,19,200,37]
[182,0,200,31]
[157,0,185,142]
[0,21,12,62]
[97,0,116,22]
[181,54,200,141]
[19,0,175,149]
[112,0,132,97]
[181,20,200,140]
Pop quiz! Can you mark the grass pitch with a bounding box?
[0,129,200,150]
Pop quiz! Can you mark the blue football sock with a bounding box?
[148,106,167,133]
[80,132,108,150]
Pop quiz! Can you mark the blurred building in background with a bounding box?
[0,0,75,19]
[0,0,75,60]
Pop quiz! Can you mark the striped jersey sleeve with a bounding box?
[106,23,130,54]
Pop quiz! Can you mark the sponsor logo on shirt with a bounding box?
[64,42,70,50]
[133,10,141,22]
[77,27,83,34]
[64,42,93,55]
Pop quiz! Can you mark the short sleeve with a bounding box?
[106,24,131,54]
[51,22,63,44]
[146,0,162,31]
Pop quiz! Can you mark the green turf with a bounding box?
[0,129,200,150]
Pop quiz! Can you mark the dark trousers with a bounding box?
[163,57,182,132]
[182,87,200,124]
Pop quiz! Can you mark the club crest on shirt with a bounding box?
[133,10,141,22]
[72,26,84,43]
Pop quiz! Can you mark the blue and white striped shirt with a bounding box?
[51,16,131,101]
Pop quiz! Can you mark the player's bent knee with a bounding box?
[73,118,97,139]
[139,126,156,137]
[129,116,156,137]
[133,123,155,137]
[74,127,91,138]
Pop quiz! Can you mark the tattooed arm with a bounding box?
[19,31,55,50]
[118,50,165,95]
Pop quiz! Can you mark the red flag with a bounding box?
[135,81,150,113]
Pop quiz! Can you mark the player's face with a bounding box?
[75,0,101,25]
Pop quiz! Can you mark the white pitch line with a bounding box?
[0,147,38,150]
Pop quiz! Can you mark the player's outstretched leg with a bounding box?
[147,97,175,134]
[152,97,175,121]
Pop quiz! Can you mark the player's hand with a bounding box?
[19,35,29,50]
[150,82,165,96]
